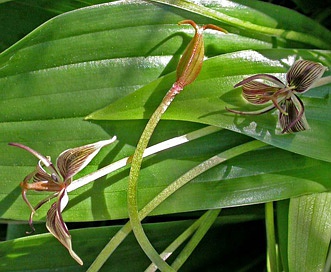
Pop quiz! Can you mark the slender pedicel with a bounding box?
[127,20,227,271]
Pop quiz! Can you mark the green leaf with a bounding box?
[2,0,329,222]
[0,1,54,52]
[88,49,331,162]
[5,132,330,222]
[0,0,277,166]
[0,0,329,227]
[0,0,114,52]
[1,1,330,270]
[288,193,331,272]
[151,0,331,49]
[0,214,266,271]
[0,219,200,271]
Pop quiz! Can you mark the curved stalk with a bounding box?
[145,210,213,272]
[170,209,221,271]
[145,209,221,272]
[127,20,226,271]
[128,84,181,272]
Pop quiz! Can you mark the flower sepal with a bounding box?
[226,59,327,134]
[9,136,117,265]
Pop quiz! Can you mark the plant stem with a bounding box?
[145,210,214,272]
[126,19,225,270]
[86,222,132,272]
[266,202,279,272]
[170,209,221,271]
[128,84,182,272]
[67,125,221,193]
[90,20,224,270]
[87,139,266,271]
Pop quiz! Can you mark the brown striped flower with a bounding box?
[226,60,327,133]
[9,138,116,265]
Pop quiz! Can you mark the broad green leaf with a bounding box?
[0,1,222,221]
[3,130,329,223]
[0,1,122,52]
[88,49,331,162]
[0,220,200,271]
[3,1,329,223]
[0,213,266,271]
[0,0,275,169]
[0,1,54,52]
[288,193,331,272]
[1,1,330,271]
[151,0,331,49]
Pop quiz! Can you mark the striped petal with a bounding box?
[25,193,59,234]
[235,73,285,89]
[242,81,281,104]
[278,94,309,133]
[56,137,116,182]
[46,189,83,265]
[235,74,285,105]
[286,60,327,93]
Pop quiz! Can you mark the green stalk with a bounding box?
[266,202,279,272]
[170,209,221,271]
[128,84,181,272]
[127,20,226,271]
[87,222,132,272]
[145,210,216,272]
[87,139,266,271]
